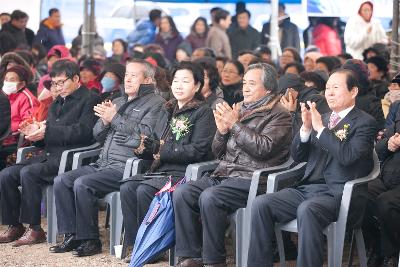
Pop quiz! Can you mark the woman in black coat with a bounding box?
[120,61,216,249]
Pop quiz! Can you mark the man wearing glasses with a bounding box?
[0,59,100,247]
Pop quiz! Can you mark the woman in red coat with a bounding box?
[313,17,342,56]
[2,65,39,146]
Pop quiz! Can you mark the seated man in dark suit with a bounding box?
[364,106,400,267]
[174,63,292,267]
[248,69,377,267]
[50,59,165,257]
[0,59,100,246]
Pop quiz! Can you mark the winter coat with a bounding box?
[344,14,387,59]
[3,88,40,146]
[185,32,207,51]
[0,91,10,141]
[261,17,300,52]
[228,25,261,59]
[313,23,342,56]
[155,32,183,62]
[42,86,100,163]
[370,79,388,99]
[206,25,232,59]
[127,20,157,46]
[138,99,216,189]
[385,100,400,128]
[34,18,65,51]
[212,95,292,187]
[356,92,385,131]
[221,82,243,106]
[376,108,400,189]
[0,22,35,47]
[93,84,165,172]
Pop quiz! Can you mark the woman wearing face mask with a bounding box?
[1,65,39,148]
[383,74,400,127]
[118,61,216,259]
[99,63,126,102]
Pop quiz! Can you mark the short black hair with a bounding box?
[316,56,338,73]
[49,8,59,17]
[112,38,128,53]
[198,61,219,92]
[331,69,359,92]
[236,2,246,12]
[338,53,353,61]
[214,9,230,24]
[226,60,245,76]
[254,45,271,56]
[50,59,80,80]
[171,61,205,101]
[11,10,28,21]
[238,50,257,57]
[0,13,10,17]
[284,62,305,74]
[195,48,216,58]
[149,9,162,22]
[236,9,251,19]
[283,47,302,63]
[210,7,222,14]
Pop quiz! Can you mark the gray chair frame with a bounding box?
[185,158,294,267]
[14,142,100,244]
[272,151,380,267]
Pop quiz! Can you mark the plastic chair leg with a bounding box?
[355,228,367,267]
[46,185,58,244]
[274,227,286,267]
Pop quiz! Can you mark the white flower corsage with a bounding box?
[334,124,350,141]
[170,115,192,141]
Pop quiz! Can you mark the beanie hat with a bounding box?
[101,63,126,84]
[80,58,103,76]
[342,59,370,91]
[5,65,32,83]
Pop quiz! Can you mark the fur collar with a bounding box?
[164,98,204,116]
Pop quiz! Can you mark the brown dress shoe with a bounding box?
[177,258,204,267]
[12,228,46,247]
[0,225,26,243]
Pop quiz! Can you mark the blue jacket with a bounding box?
[34,19,65,51]
[385,101,400,129]
[127,20,157,46]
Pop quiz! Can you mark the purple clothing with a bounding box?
[155,33,183,62]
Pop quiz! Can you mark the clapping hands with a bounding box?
[23,120,46,142]
[300,101,324,133]
[213,102,241,134]
[94,100,118,125]
[388,133,400,152]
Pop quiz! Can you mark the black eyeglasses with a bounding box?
[50,78,70,88]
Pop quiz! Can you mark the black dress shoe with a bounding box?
[72,239,102,257]
[49,234,82,253]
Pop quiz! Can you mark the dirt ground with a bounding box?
[0,211,357,267]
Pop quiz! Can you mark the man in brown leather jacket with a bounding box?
[173,63,292,267]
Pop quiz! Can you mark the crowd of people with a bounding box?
[0,1,399,267]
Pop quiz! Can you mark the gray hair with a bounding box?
[127,58,155,80]
[246,63,278,93]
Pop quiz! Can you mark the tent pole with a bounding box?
[269,0,281,63]
[82,0,95,56]
[392,0,399,73]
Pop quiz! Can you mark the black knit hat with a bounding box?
[100,63,126,84]
[391,73,400,85]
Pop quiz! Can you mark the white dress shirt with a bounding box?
[300,105,355,143]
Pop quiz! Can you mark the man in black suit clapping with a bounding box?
[247,69,377,267]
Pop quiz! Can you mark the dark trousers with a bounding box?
[0,157,58,225]
[53,165,122,240]
[173,176,251,264]
[363,179,400,257]
[120,180,158,246]
[247,184,340,267]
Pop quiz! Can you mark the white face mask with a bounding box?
[2,81,18,95]
[389,90,400,103]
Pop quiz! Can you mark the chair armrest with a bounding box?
[246,158,294,208]
[185,160,219,181]
[131,159,152,175]
[16,146,40,163]
[57,143,101,174]
[266,162,307,194]
[338,151,380,227]
[71,148,102,170]
[122,157,137,179]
